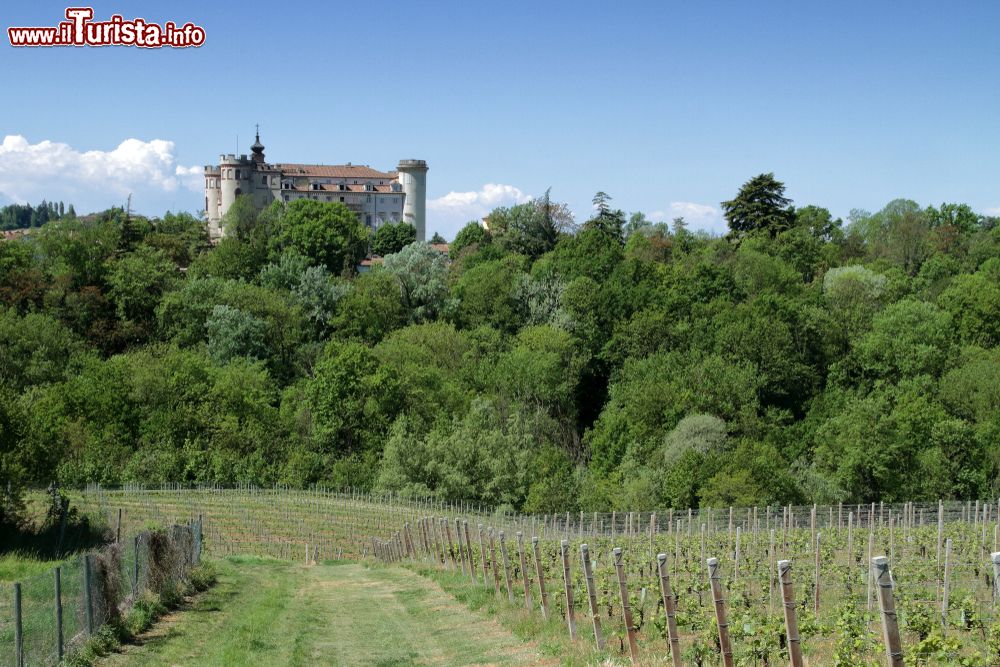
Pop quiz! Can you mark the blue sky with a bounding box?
[1,0,998,238]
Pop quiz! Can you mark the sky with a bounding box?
[1,1,998,239]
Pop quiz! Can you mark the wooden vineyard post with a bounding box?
[516,532,533,610]
[872,556,904,667]
[580,543,605,649]
[814,532,821,616]
[734,526,741,585]
[489,529,502,596]
[777,560,804,667]
[561,540,577,640]
[478,524,488,586]
[499,530,515,603]
[463,520,477,583]
[656,553,682,667]
[768,528,776,614]
[455,518,467,576]
[444,518,457,571]
[612,548,639,666]
[707,557,734,667]
[531,537,549,619]
[847,512,854,565]
[941,537,952,626]
[992,552,1000,609]
[866,529,875,612]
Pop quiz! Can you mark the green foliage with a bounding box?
[722,173,794,238]
[274,199,368,275]
[370,221,416,256]
[450,221,491,258]
[2,183,1000,509]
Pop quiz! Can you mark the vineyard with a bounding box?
[71,486,1000,665]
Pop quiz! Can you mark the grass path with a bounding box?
[99,557,548,667]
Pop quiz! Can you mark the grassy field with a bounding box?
[97,557,552,667]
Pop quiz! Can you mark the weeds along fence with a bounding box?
[0,520,202,667]
[373,500,1000,665]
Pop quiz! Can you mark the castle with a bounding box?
[204,130,427,242]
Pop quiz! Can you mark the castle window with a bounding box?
[366,214,372,225]
[284,195,289,202]
[261,175,267,185]
[235,188,242,196]
[235,169,241,179]
[340,196,345,202]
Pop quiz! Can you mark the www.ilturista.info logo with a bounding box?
[8,7,205,48]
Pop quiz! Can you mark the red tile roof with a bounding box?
[274,163,396,179]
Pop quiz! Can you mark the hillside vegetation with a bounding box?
[2,176,999,520]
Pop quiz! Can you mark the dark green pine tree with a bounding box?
[721,173,794,238]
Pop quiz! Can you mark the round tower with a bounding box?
[397,159,428,242]
[218,153,252,236]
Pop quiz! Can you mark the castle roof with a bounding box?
[274,163,397,179]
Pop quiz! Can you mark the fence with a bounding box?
[0,520,202,667]
[372,503,1000,665]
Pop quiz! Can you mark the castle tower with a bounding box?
[217,153,252,237]
[397,159,428,242]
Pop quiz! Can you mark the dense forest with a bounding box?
[2,175,999,523]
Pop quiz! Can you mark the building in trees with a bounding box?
[204,129,427,242]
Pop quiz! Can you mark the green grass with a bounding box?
[98,558,546,667]
[0,551,63,581]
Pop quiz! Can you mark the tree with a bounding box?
[371,222,416,256]
[583,191,626,243]
[381,242,451,323]
[274,200,368,275]
[205,304,268,364]
[721,173,794,238]
[429,232,446,244]
[450,222,491,258]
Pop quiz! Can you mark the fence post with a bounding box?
[777,560,803,667]
[992,552,1000,609]
[55,566,64,661]
[612,548,639,665]
[83,554,95,635]
[814,532,821,616]
[873,556,904,667]
[489,529,501,596]
[455,519,467,576]
[560,540,577,640]
[499,530,515,603]
[941,538,952,626]
[707,557,734,667]
[516,531,533,610]
[478,524,488,586]
[531,537,549,619]
[656,553,682,667]
[14,582,23,667]
[580,543,605,649]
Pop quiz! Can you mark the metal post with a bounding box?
[83,554,95,635]
[55,567,64,661]
[14,582,24,667]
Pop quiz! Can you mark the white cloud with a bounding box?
[427,183,530,240]
[667,201,725,235]
[0,134,201,213]
[985,207,1000,216]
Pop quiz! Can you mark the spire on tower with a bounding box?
[250,124,265,163]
